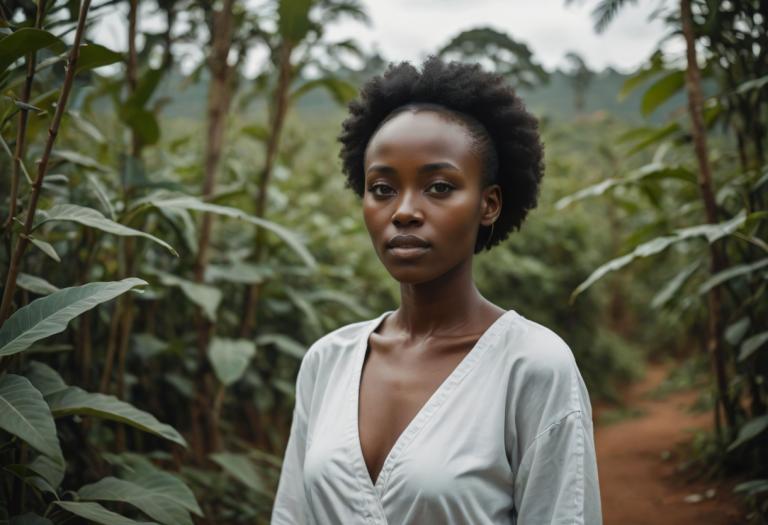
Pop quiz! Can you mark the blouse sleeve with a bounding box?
[512,409,602,524]
[509,326,602,524]
[271,347,319,524]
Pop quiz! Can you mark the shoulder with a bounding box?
[504,312,591,422]
[297,311,387,382]
[506,312,578,378]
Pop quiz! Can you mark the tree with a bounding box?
[564,51,594,112]
[438,27,549,90]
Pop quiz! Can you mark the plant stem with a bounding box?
[681,0,737,435]
[3,1,46,233]
[0,0,94,325]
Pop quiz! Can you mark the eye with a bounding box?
[427,182,455,195]
[368,183,394,197]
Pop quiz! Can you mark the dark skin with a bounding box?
[359,109,505,486]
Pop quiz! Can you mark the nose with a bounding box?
[391,189,424,227]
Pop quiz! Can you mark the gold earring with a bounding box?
[485,221,495,249]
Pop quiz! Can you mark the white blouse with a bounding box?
[271,309,603,524]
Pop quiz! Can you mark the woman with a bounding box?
[271,57,602,524]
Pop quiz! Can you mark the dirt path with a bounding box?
[594,361,747,525]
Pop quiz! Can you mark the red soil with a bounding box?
[593,361,749,525]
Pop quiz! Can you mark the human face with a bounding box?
[362,110,500,284]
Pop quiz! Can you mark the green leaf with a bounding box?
[278,0,313,43]
[241,124,270,142]
[210,452,270,495]
[728,415,768,452]
[52,149,111,171]
[698,258,768,295]
[125,68,164,110]
[725,318,751,346]
[46,387,187,448]
[733,479,768,496]
[25,361,68,397]
[28,452,65,489]
[650,261,701,308]
[735,75,768,95]
[208,338,256,386]
[27,236,60,262]
[739,331,768,362]
[9,512,54,525]
[100,454,201,516]
[56,501,157,525]
[205,262,273,284]
[0,29,62,73]
[16,273,60,295]
[121,108,160,145]
[0,278,147,357]
[140,195,315,268]
[0,374,63,463]
[290,77,357,105]
[641,70,685,116]
[35,204,177,256]
[555,162,695,210]
[618,62,663,100]
[74,44,123,74]
[571,211,749,301]
[256,333,306,359]
[79,477,193,525]
[152,271,221,322]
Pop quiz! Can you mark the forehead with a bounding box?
[364,110,479,170]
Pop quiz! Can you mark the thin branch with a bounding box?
[0,0,94,325]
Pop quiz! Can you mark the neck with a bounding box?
[392,256,492,338]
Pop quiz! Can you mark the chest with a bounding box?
[357,336,479,486]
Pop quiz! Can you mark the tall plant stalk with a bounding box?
[680,0,737,437]
[240,41,295,337]
[0,0,94,325]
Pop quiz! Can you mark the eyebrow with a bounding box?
[366,162,461,177]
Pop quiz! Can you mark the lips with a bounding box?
[387,234,430,249]
[386,235,431,260]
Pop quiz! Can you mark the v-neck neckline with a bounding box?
[349,308,516,498]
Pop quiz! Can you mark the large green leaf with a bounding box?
[641,70,685,116]
[728,415,768,452]
[571,211,749,301]
[101,453,202,516]
[0,278,147,357]
[208,338,256,386]
[56,501,157,525]
[140,195,315,268]
[74,44,123,74]
[27,452,66,489]
[152,271,221,322]
[0,29,62,73]
[210,452,270,495]
[739,331,768,362]
[698,258,768,295]
[0,374,63,463]
[278,0,313,43]
[555,162,695,210]
[25,361,69,397]
[46,386,187,448]
[79,477,193,525]
[650,261,701,308]
[35,204,177,256]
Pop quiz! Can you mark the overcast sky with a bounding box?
[94,0,679,74]
[331,0,677,72]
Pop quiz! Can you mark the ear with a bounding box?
[480,184,502,226]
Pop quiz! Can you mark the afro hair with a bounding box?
[338,56,545,253]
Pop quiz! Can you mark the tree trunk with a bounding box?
[680,0,737,437]
[239,41,295,337]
